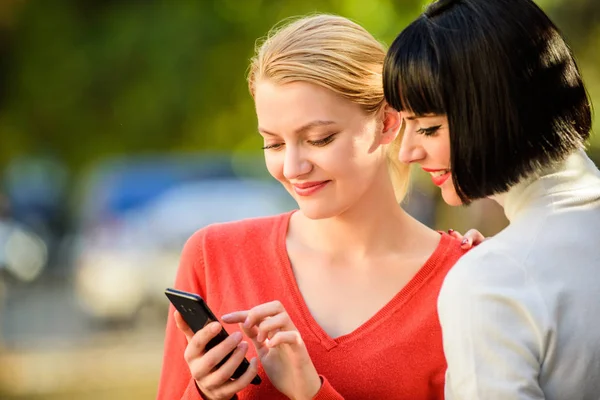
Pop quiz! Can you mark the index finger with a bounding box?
[221,310,249,324]
[243,301,288,330]
[221,310,261,341]
[447,228,464,241]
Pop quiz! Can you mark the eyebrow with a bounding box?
[258,120,336,136]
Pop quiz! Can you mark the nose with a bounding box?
[398,127,426,164]
[283,145,312,180]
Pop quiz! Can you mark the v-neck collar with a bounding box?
[274,211,453,351]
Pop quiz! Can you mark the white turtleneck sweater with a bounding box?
[439,149,600,400]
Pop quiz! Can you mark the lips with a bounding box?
[291,180,330,196]
[422,168,451,187]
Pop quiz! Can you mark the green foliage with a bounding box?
[0,0,597,173]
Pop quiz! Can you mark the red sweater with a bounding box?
[157,211,466,400]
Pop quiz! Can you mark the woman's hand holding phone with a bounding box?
[221,301,322,400]
[174,311,259,400]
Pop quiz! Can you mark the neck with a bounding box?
[489,192,507,208]
[294,171,425,258]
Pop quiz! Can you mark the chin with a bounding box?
[294,195,354,220]
[297,203,340,220]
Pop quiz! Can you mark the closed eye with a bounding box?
[261,133,337,150]
[416,125,441,136]
[308,133,337,147]
[261,143,284,150]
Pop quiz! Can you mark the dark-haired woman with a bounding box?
[384,0,600,398]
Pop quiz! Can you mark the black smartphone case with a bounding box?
[165,288,261,385]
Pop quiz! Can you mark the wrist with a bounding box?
[298,373,322,400]
[196,383,237,400]
[195,382,210,400]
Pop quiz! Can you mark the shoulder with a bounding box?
[175,211,293,287]
[183,211,293,252]
[433,232,470,269]
[437,240,550,357]
[442,241,523,291]
[438,239,547,317]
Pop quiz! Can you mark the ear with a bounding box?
[379,104,402,145]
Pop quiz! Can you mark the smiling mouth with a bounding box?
[428,171,451,187]
[292,180,330,196]
[293,181,328,189]
[430,170,450,177]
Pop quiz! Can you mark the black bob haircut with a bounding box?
[383,0,592,203]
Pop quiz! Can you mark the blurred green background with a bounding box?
[0,0,597,399]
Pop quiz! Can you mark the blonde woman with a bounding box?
[157,14,467,400]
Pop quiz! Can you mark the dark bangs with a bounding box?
[383,17,445,116]
[383,0,591,204]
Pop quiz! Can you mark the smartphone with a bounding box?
[164,287,261,385]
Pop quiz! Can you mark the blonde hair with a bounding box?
[248,14,409,202]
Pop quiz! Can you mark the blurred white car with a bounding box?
[0,220,48,283]
[72,176,294,324]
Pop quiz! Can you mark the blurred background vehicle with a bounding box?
[70,154,295,325]
[0,191,48,330]
[0,220,47,284]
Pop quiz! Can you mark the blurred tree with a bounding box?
[0,0,420,172]
[543,0,600,143]
[0,0,597,173]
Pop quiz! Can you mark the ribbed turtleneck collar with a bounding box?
[492,150,600,223]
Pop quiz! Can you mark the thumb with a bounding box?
[174,310,194,342]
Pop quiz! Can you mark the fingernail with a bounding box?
[448,229,454,234]
[210,322,221,333]
[232,331,243,342]
[461,238,469,246]
[250,357,258,367]
[221,313,232,320]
